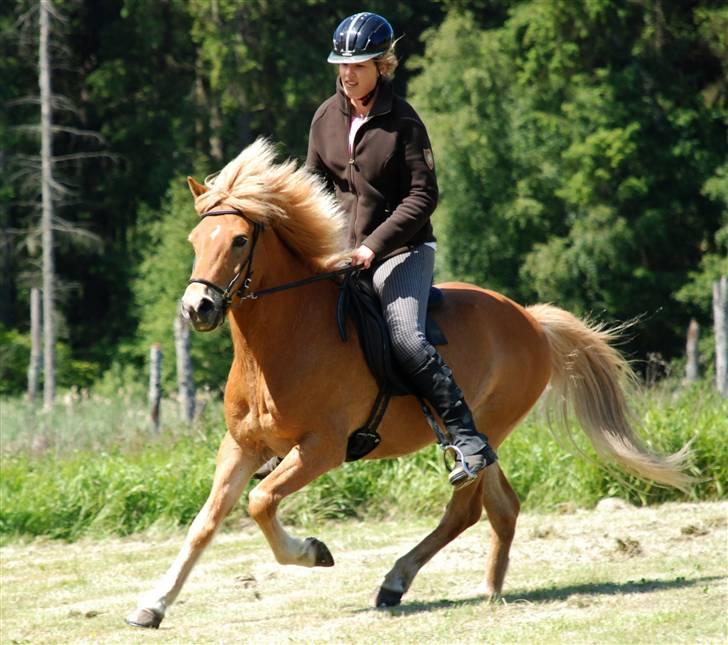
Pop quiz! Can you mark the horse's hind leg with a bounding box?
[375,476,485,607]
[126,432,258,629]
[481,463,520,600]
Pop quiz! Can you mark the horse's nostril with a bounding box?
[197,298,215,317]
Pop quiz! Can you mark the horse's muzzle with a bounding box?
[181,284,224,331]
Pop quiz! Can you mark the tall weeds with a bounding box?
[1,381,725,542]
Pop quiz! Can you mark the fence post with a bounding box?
[684,319,700,383]
[714,276,727,397]
[149,343,162,433]
[174,306,196,423]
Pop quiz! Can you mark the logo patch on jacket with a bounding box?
[423,148,435,170]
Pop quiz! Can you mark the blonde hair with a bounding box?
[375,43,399,80]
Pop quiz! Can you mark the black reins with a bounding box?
[188,208,357,308]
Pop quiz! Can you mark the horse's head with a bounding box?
[180,139,348,331]
[181,177,261,332]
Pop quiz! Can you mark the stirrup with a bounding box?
[440,444,475,476]
[442,445,490,490]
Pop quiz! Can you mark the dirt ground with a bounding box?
[1,500,726,644]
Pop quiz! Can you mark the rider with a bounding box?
[306,12,497,489]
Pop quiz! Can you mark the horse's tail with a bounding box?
[526,303,693,492]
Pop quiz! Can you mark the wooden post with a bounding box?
[174,306,195,423]
[684,319,699,383]
[714,276,727,397]
[149,343,162,433]
[27,287,42,401]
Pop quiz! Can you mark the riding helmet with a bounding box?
[327,12,394,64]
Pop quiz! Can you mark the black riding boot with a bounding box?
[406,348,497,489]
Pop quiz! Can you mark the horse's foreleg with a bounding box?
[481,463,520,601]
[248,434,343,567]
[126,432,258,629]
[375,476,485,607]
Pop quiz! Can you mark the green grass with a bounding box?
[0,380,726,542]
[501,380,727,506]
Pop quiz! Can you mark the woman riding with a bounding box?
[306,12,497,489]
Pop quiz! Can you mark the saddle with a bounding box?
[336,271,448,461]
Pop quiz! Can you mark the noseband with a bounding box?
[187,208,263,309]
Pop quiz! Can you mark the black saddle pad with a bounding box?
[337,272,447,396]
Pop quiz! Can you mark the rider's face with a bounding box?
[339,61,379,101]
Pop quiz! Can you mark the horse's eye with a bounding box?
[232,235,248,248]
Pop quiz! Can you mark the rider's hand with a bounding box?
[351,245,375,269]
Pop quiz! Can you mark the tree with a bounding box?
[39,0,56,408]
[410,2,727,361]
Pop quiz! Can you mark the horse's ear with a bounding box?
[187,176,208,198]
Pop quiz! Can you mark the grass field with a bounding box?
[1,500,726,643]
[1,380,725,642]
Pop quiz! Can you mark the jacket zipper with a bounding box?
[348,114,375,239]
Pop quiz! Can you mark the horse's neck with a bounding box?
[227,229,337,374]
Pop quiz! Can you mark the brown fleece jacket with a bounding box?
[306,79,438,260]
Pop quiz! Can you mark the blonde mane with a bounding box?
[193,138,348,272]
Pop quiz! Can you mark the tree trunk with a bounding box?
[39,0,56,409]
[149,343,162,433]
[208,0,223,163]
[714,276,727,397]
[209,98,223,163]
[27,287,42,401]
[174,307,195,423]
[684,318,699,383]
[194,61,207,158]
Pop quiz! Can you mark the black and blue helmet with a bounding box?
[328,12,394,64]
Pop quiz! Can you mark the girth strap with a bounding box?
[345,389,389,462]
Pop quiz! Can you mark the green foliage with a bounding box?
[502,381,727,507]
[676,161,728,315]
[0,439,217,541]
[411,2,727,359]
[0,326,30,396]
[0,325,101,396]
[1,381,725,542]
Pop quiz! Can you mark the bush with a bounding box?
[0,325,102,397]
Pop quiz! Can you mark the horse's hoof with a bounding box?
[375,586,403,608]
[125,607,163,629]
[305,537,334,567]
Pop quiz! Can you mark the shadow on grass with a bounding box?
[371,575,723,615]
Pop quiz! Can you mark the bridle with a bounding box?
[187,207,357,311]
[187,209,263,309]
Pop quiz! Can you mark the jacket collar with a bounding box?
[336,77,393,118]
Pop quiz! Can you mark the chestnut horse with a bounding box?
[126,139,691,629]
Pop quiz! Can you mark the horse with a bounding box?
[126,139,692,629]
